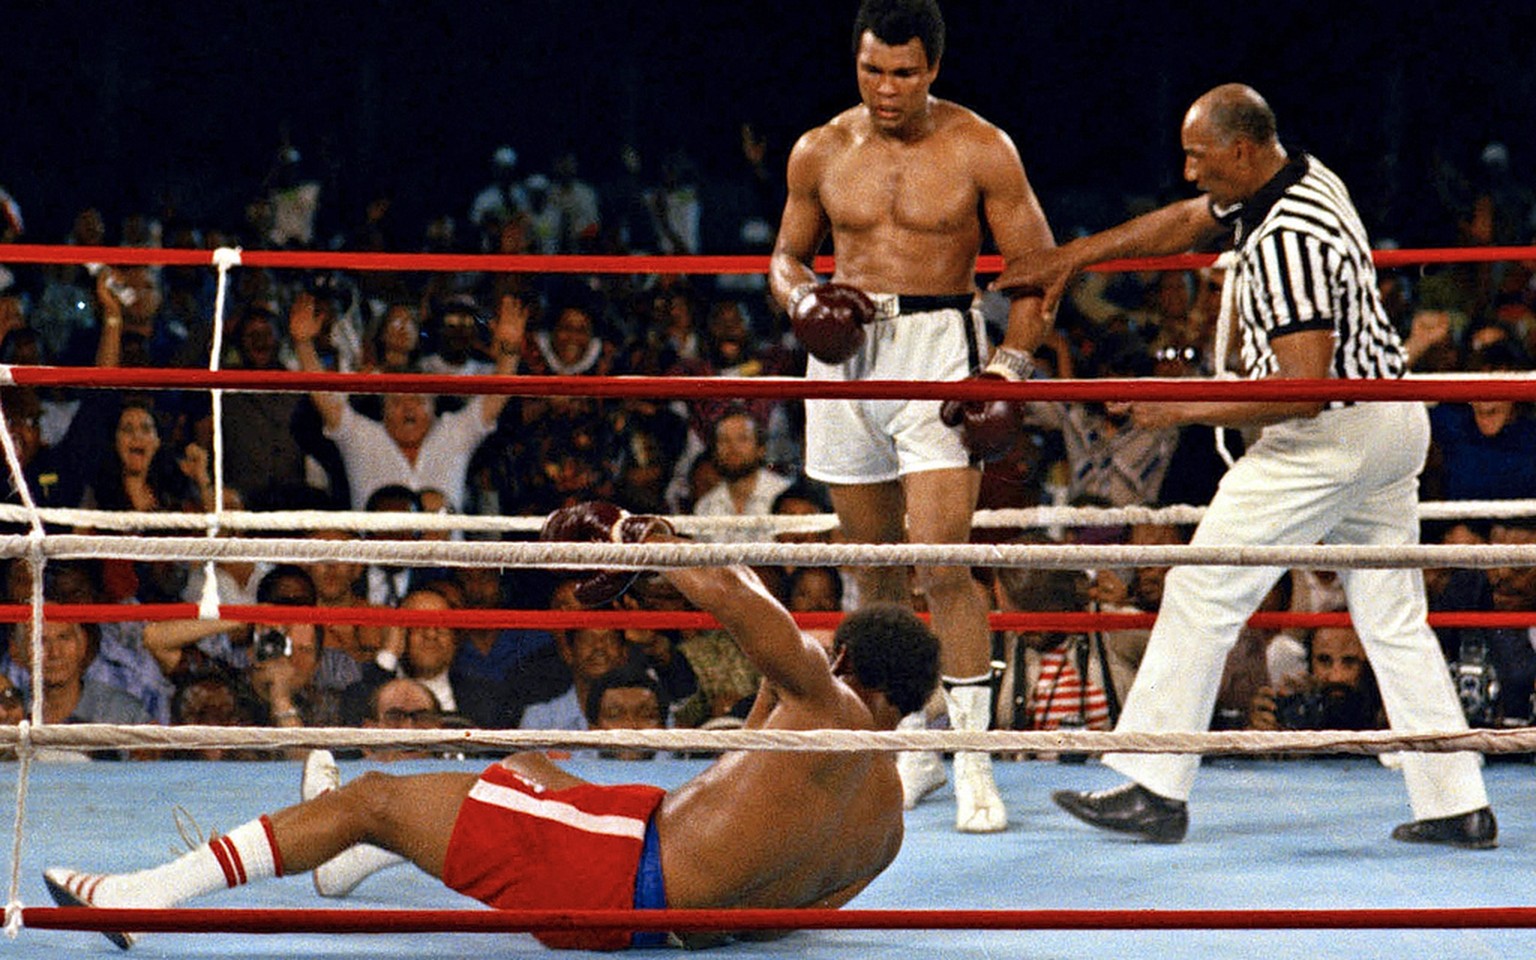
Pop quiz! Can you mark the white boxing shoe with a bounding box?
[43,867,135,950]
[300,749,406,897]
[953,751,1007,833]
[897,749,948,810]
[301,748,341,802]
[943,684,1007,833]
[894,713,946,809]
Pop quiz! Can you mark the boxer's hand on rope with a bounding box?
[539,502,676,607]
[788,282,876,364]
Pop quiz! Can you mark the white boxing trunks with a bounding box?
[803,293,986,485]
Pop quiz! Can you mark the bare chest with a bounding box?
[821,142,979,236]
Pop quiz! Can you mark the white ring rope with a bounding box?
[6,253,1530,937]
[1,722,1532,757]
[3,500,1532,539]
[1,533,1534,571]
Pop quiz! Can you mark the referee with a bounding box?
[994,83,1496,848]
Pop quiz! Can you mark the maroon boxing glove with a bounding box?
[539,502,676,606]
[788,282,876,364]
[939,348,1036,463]
[939,373,1025,463]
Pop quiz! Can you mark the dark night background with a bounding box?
[3,0,1533,248]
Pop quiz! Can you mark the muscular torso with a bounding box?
[654,685,904,910]
[816,101,987,295]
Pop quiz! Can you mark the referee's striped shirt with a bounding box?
[1212,153,1404,383]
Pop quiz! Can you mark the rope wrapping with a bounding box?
[4,240,1535,945]
[2,722,1532,756]
[0,605,1533,631]
[6,366,1536,403]
[22,905,1536,934]
[3,499,1534,536]
[0,534,1532,571]
[1,242,1533,272]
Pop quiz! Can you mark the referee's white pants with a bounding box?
[1105,401,1488,820]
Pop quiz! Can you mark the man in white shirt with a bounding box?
[690,410,792,543]
[288,291,524,510]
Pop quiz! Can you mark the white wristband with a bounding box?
[984,347,1035,382]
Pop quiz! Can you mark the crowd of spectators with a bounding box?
[1,133,1534,761]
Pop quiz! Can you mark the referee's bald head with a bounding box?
[1193,83,1277,147]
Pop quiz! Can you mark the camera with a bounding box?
[252,629,293,662]
[1272,691,1332,730]
[1450,636,1501,727]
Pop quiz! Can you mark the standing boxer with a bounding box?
[994,83,1496,848]
[46,503,941,951]
[769,0,1054,833]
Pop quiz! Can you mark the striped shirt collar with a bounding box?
[1211,152,1311,241]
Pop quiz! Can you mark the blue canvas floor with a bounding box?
[3,755,1533,959]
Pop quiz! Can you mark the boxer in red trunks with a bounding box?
[45,502,941,951]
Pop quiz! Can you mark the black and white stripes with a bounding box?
[1221,154,1404,382]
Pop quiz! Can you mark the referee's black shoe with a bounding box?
[1390,807,1498,850]
[1051,782,1189,843]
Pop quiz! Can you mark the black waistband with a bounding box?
[888,294,975,316]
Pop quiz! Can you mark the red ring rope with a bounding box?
[22,905,1536,934]
[10,241,1534,946]
[4,604,1534,631]
[3,243,1535,273]
[7,367,1536,404]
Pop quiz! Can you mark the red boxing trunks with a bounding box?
[442,763,667,951]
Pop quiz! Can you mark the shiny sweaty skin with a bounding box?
[770,34,1051,347]
[655,662,903,912]
[769,31,1052,688]
[496,548,908,921]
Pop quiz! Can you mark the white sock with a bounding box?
[316,842,406,897]
[96,816,283,908]
[942,678,994,732]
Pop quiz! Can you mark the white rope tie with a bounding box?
[0,394,48,931]
[4,720,35,940]
[199,247,243,618]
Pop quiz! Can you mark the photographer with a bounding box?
[1460,520,1536,728]
[584,662,670,761]
[1248,627,1384,731]
[242,566,367,734]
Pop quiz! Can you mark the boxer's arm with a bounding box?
[977,125,1055,357]
[660,556,837,705]
[769,129,834,312]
